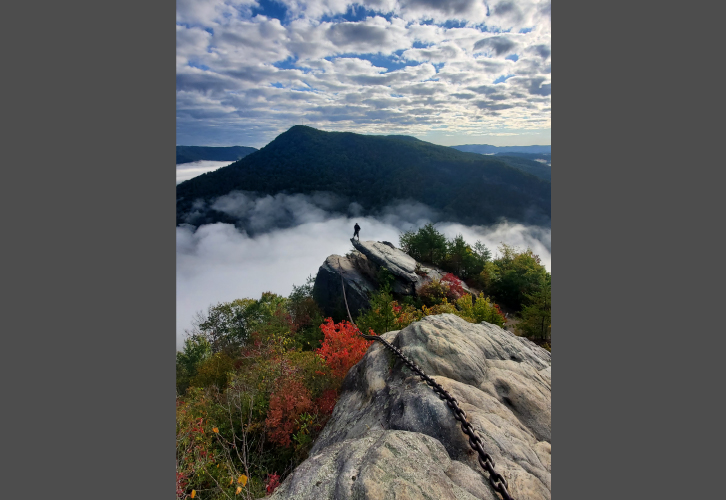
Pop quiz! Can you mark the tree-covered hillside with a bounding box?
[176,146,258,164]
[176,126,551,227]
[494,155,551,181]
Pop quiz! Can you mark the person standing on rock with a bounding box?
[353,223,361,240]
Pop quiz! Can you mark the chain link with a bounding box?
[337,263,514,499]
[360,332,514,500]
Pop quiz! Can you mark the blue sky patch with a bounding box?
[320,4,394,24]
[505,54,519,62]
[326,50,418,73]
[250,0,288,23]
[494,74,515,84]
[188,62,211,71]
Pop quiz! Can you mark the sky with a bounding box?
[176,192,551,350]
[176,0,551,148]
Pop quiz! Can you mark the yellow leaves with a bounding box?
[213,427,219,433]
[236,486,242,494]
[238,474,248,486]
[191,490,196,498]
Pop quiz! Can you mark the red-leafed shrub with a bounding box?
[266,473,281,495]
[315,318,373,381]
[314,389,339,416]
[265,378,313,447]
[441,273,466,301]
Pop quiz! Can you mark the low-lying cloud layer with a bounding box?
[176,194,550,350]
[176,160,236,184]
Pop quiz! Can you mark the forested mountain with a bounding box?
[494,155,551,181]
[176,146,258,164]
[451,144,551,155]
[176,126,551,227]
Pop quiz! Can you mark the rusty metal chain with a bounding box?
[359,332,514,500]
[337,259,514,500]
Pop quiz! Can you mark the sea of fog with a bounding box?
[176,166,551,351]
[176,160,235,184]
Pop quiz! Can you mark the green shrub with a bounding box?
[455,293,506,327]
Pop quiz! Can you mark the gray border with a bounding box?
[555,3,719,498]
[7,1,713,498]
[4,0,175,497]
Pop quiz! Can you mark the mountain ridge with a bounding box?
[176,126,551,228]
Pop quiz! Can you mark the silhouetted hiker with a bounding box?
[353,223,361,240]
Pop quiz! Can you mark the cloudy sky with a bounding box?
[176,0,551,148]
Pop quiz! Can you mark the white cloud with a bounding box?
[176,0,551,147]
[176,0,260,26]
[176,160,235,184]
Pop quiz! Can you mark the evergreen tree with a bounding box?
[519,275,551,341]
[399,223,448,266]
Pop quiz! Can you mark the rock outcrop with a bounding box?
[312,240,471,319]
[312,254,378,319]
[268,314,552,500]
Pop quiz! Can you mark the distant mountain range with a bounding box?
[450,144,551,155]
[176,146,258,164]
[176,126,551,228]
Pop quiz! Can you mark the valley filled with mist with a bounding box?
[176,126,551,350]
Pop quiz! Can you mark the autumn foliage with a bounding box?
[265,377,313,447]
[441,273,466,301]
[315,318,373,381]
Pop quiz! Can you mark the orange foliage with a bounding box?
[315,318,373,380]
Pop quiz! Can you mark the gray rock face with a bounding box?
[269,314,551,500]
[312,254,377,319]
[351,239,473,297]
[312,240,474,319]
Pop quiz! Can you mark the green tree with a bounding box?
[488,244,548,311]
[176,334,212,395]
[288,275,324,351]
[192,293,291,353]
[519,275,551,341]
[399,223,448,266]
[193,298,257,353]
[444,236,491,279]
[189,351,235,390]
[445,234,469,276]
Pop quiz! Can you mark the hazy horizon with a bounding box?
[176,126,552,149]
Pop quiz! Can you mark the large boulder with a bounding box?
[312,240,472,319]
[268,314,551,500]
[312,254,377,319]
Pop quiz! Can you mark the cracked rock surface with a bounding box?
[268,314,551,500]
